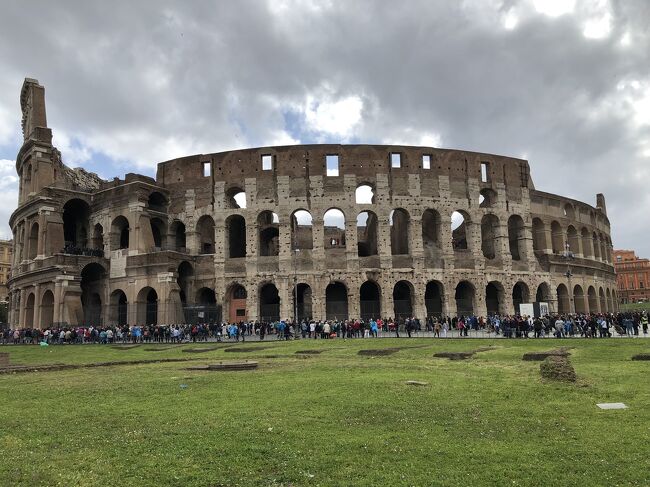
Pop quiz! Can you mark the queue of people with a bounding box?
[1,311,647,345]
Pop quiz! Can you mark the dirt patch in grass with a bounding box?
[111,344,140,350]
[182,347,221,353]
[185,361,258,371]
[358,348,400,356]
[631,353,650,361]
[295,350,324,355]
[522,347,572,361]
[433,347,496,361]
[224,346,271,353]
[540,356,577,382]
[0,357,202,375]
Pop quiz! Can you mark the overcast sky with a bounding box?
[0,0,648,255]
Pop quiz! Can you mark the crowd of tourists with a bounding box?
[1,311,648,345]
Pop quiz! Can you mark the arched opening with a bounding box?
[455,281,475,316]
[193,287,219,324]
[259,283,280,322]
[176,261,194,307]
[599,287,606,313]
[226,215,246,258]
[592,232,601,260]
[326,281,348,320]
[508,215,526,261]
[452,211,470,250]
[111,216,130,250]
[599,234,608,263]
[92,224,104,252]
[28,222,39,259]
[196,215,215,254]
[226,187,247,209]
[293,283,312,321]
[41,290,54,329]
[563,203,575,220]
[81,263,106,326]
[513,282,530,315]
[148,192,167,212]
[228,284,247,323]
[551,221,563,254]
[425,281,444,317]
[422,209,442,256]
[557,284,570,314]
[150,217,167,250]
[137,288,158,326]
[536,282,551,304]
[357,211,378,257]
[110,289,128,326]
[258,211,279,257]
[291,210,313,250]
[393,280,413,320]
[481,214,500,260]
[566,225,579,255]
[355,184,375,204]
[581,227,592,258]
[171,221,186,251]
[25,293,35,328]
[486,281,504,316]
[573,285,586,314]
[479,188,497,208]
[323,208,346,249]
[588,286,598,313]
[359,281,381,321]
[63,199,91,249]
[390,209,410,255]
[606,237,613,263]
[532,218,547,253]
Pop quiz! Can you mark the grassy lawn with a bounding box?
[1,338,649,486]
[620,301,650,312]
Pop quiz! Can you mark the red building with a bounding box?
[613,250,650,304]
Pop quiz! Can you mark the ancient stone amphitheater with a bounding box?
[8,79,617,328]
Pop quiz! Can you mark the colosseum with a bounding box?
[7,79,618,329]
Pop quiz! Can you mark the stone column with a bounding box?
[19,288,26,327]
[33,283,41,329]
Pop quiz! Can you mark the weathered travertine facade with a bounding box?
[8,79,618,329]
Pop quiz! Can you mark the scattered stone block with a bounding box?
[596,403,627,410]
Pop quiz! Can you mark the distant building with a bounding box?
[613,250,650,304]
[0,239,12,303]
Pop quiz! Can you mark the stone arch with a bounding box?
[28,222,39,259]
[573,285,586,314]
[293,283,313,321]
[323,208,346,249]
[170,220,186,251]
[109,289,128,326]
[258,211,280,257]
[326,281,349,320]
[563,203,575,220]
[226,215,246,258]
[455,281,475,316]
[486,281,505,316]
[532,218,547,253]
[148,191,168,212]
[62,198,91,248]
[452,210,471,250]
[41,290,54,329]
[227,283,247,323]
[551,221,563,254]
[194,287,220,324]
[291,209,313,250]
[137,286,158,326]
[176,261,194,306]
[357,211,378,257]
[111,216,130,250]
[359,281,381,321]
[599,233,608,263]
[150,217,167,250]
[599,287,606,313]
[535,282,552,304]
[196,215,215,254]
[581,227,593,258]
[81,263,106,326]
[479,188,497,208]
[25,292,35,328]
[557,284,570,314]
[592,232,601,260]
[566,225,579,255]
[393,280,414,320]
[226,186,247,209]
[481,214,500,260]
[422,209,442,256]
[390,209,410,255]
[508,215,526,261]
[259,282,280,322]
[425,280,444,317]
[588,286,598,313]
[513,281,530,314]
[92,223,104,252]
[355,184,375,204]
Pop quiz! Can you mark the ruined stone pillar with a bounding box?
[18,288,26,327]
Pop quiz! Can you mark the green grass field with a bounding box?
[1,338,649,486]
